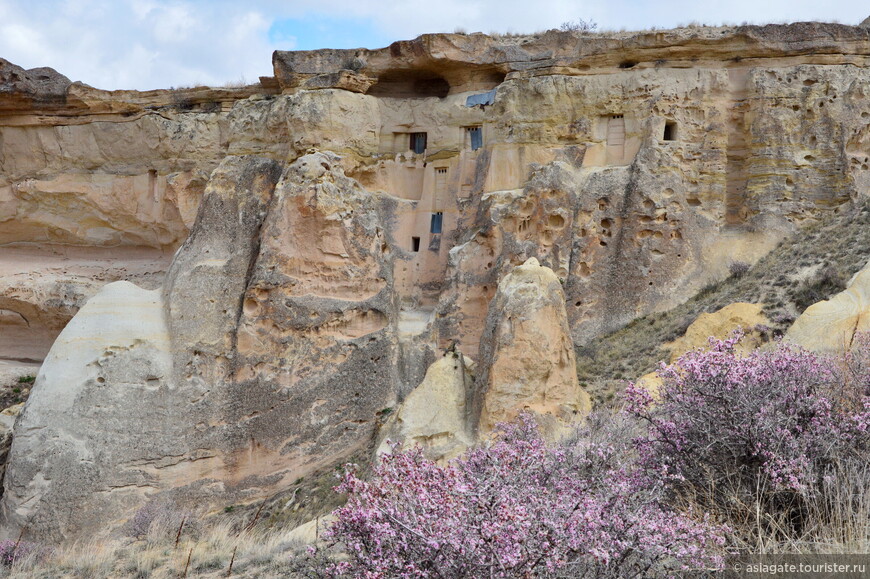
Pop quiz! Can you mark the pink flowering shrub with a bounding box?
[624,333,870,539]
[0,539,43,567]
[320,414,725,578]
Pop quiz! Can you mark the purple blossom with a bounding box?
[320,414,725,578]
[624,332,870,539]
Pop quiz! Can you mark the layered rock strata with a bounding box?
[1,21,869,540]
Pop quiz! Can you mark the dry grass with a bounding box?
[2,520,308,578]
[700,460,870,556]
[577,201,870,403]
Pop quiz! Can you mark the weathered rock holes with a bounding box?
[578,262,591,276]
[804,79,817,86]
[518,199,535,217]
[243,298,259,315]
[637,230,662,240]
[518,216,531,233]
[642,198,655,210]
[541,230,555,245]
[686,197,702,207]
[598,197,609,211]
[548,214,566,229]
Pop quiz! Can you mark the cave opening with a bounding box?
[368,71,451,98]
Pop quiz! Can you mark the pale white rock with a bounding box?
[377,353,474,462]
[786,263,870,353]
[0,281,174,541]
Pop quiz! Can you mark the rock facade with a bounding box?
[1,21,870,540]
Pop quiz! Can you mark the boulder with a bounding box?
[473,258,591,436]
[376,353,474,462]
[665,303,769,361]
[0,281,175,542]
[786,263,870,353]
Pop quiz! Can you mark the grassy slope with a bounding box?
[577,201,870,405]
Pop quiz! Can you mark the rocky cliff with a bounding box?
[1,21,869,541]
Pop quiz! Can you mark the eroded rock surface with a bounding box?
[377,353,475,462]
[2,21,870,541]
[0,281,173,541]
[0,154,404,541]
[474,258,591,436]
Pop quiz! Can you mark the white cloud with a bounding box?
[0,0,865,90]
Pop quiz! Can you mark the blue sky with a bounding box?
[0,0,866,91]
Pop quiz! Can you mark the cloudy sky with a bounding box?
[0,0,866,91]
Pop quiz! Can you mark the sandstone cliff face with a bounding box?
[2,21,870,541]
[4,23,870,365]
[1,154,402,541]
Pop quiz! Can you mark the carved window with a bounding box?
[410,132,427,154]
[465,126,483,150]
[663,121,677,141]
[430,212,443,234]
[411,236,421,252]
